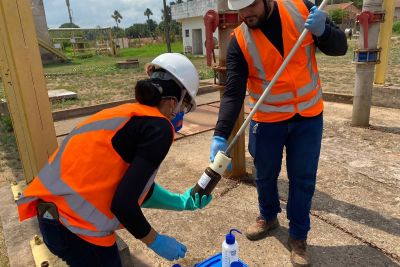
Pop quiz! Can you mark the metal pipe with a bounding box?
[352,0,383,127]
[226,0,329,155]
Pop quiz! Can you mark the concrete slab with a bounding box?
[179,105,219,136]
[54,115,90,137]
[195,91,221,106]
[1,94,399,266]
[47,89,77,102]
[118,115,400,266]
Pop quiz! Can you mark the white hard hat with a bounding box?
[228,0,256,10]
[148,53,199,112]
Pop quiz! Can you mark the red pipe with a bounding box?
[204,10,219,66]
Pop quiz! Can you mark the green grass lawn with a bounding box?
[43,41,184,75]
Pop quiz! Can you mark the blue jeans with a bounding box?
[248,115,323,240]
[38,217,122,267]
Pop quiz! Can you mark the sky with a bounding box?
[43,0,166,29]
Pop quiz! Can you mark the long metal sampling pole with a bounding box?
[225,0,330,155]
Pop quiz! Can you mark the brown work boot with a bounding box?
[288,237,311,267]
[244,216,279,241]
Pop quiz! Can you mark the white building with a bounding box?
[171,0,220,56]
[396,0,400,20]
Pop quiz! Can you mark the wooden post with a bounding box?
[0,0,57,183]
[218,90,247,179]
[227,105,247,179]
[109,28,116,56]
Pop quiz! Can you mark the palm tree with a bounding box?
[144,8,153,35]
[111,10,123,29]
[65,0,73,24]
[144,8,153,21]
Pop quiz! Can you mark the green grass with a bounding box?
[118,42,183,58]
[0,115,21,173]
[42,41,184,77]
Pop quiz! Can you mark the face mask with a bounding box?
[171,111,184,132]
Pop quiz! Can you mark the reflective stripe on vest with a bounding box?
[239,0,321,116]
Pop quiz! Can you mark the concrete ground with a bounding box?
[0,90,399,266]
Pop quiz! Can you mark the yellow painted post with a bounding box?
[0,0,57,183]
[374,0,396,85]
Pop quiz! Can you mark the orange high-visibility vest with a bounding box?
[234,0,323,122]
[16,103,174,247]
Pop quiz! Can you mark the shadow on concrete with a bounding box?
[368,125,400,135]
[130,253,153,267]
[276,180,400,238]
[271,226,398,267]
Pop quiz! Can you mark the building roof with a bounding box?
[325,2,358,11]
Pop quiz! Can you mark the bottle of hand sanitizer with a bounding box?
[222,229,241,267]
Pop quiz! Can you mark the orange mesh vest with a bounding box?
[16,103,174,246]
[234,0,323,122]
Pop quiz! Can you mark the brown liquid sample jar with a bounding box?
[191,166,221,198]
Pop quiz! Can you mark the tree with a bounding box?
[125,23,149,38]
[328,9,349,25]
[144,8,153,21]
[176,0,184,3]
[65,0,73,24]
[111,10,123,29]
[352,0,363,9]
[59,22,80,28]
[144,8,154,34]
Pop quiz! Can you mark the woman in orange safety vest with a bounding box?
[16,53,212,266]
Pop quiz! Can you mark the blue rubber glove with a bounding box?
[210,136,232,171]
[210,136,228,163]
[304,6,327,37]
[148,233,187,261]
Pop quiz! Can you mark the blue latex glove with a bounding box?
[182,187,213,210]
[210,136,232,171]
[304,6,327,37]
[148,233,187,261]
[210,136,228,162]
[141,184,212,210]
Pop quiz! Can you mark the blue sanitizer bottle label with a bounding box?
[222,249,238,267]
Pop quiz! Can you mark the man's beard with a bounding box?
[243,0,270,29]
[244,15,266,29]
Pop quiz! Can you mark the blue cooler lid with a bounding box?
[194,253,248,267]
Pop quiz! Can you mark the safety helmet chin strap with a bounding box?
[171,89,187,118]
[151,70,188,117]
